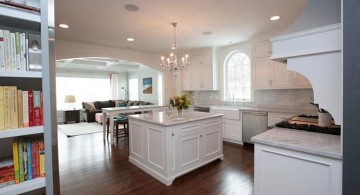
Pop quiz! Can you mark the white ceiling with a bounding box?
[55,0,308,55]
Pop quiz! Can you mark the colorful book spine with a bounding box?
[40,91,43,125]
[0,86,4,130]
[3,30,11,70]
[0,29,5,70]
[23,139,27,181]
[17,89,23,128]
[35,137,40,177]
[18,138,24,182]
[33,91,41,126]
[10,32,16,71]
[27,139,32,180]
[20,32,26,71]
[3,86,10,129]
[31,137,36,179]
[28,89,34,126]
[0,180,15,188]
[12,138,20,184]
[39,139,45,177]
[9,86,18,129]
[22,90,29,127]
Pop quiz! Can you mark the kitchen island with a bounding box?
[251,128,342,195]
[128,111,224,186]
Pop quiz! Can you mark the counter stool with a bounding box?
[106,115,129,143]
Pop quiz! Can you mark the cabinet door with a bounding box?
[223,119,242,142]
[271,60,291,88]
[253,58,271,89]
[290,71,312,88]
[182,69,193,90]
[203,120,223,162]
[252,40,271,58]
[201,66,213,90]
[268,112,296,126]
[177,131,203,172]
[192,68,202,90]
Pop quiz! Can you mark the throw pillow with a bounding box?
[116,100,127,107]
[133,101,140,106]
[84,102,96,110]
[127,100,134,107]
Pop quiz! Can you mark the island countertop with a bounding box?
[251,127,342,159]
[128,111,223,126]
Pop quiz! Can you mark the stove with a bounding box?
[275,114,341,135]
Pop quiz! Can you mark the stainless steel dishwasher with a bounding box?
[242,111,268,144]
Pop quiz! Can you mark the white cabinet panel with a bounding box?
[254,144,342,195]
[290,71,312,88]
[252,40,271,58]
[268,112,296,126]
[223,119,242,142]
[178,132,202,171]
[271,60,291,88]
[203,120,223,161]
[147,127,165,171]
[130,123,144,160]
[182,69,193,90]
[253,58,271,89]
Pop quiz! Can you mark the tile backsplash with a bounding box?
[193,89,317,111]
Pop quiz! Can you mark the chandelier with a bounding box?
[160,23,190,77]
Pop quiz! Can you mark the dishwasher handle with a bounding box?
[242,111,268,116]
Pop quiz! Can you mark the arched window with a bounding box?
[224,51,251,101]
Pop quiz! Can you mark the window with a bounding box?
[128,75,139,100]
[224,51,251,101]
[56,77,111,110]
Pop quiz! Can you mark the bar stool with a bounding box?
[106,115,129,143]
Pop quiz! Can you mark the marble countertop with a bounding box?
[128,111,223,126]
[251,128,342,159]
[195,104,317,115]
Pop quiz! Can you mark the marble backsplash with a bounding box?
[192,89,317,111]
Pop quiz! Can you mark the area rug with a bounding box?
[58,122,104,137]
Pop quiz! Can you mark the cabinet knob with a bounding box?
[200,135,202,138]
[172,132,174,136]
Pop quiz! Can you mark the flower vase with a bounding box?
[177,109,183,116]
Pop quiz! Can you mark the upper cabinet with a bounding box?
[182,47,218,91]
[251,40,311,89]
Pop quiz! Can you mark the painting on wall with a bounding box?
[143,77,152,94]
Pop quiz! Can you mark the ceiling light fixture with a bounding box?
[59,23,69,29]
[127,37,135,41]
[124,4,139,12]
[160,23,190,77]
[270,16,281,21]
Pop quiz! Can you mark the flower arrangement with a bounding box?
[169,93,191,111]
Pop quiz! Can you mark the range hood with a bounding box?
[270,0,342,125]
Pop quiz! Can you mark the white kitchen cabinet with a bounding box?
[252,40,271,58]
[223,119,242,143]
[254,143,342,195]
[253,58,271,89]
[271,60,291,88]
[181,47,218,91]
[289,71,312,88]
[268,112,297,126]
[253,58,291,89]
[129,115,223,186]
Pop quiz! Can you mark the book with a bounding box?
[18,138,24,182]
[39,139,45,177]
[10,32,16,71]
[35,137,39,177]
[3,86,10,129]
[0,29,5,70]
[28,89,34,126]
[0,180,15,188]
[0,173,14,179]
[0,86,4,130]
[22,91,29,127]
[20,33,26,71]
[3,30,11,70]
[28,34,41,71]
[27,139,32,180]
[22,139,27,181]
[15,32,21,71]
[40,91,43,125]
[17,90,23,128]
[31,137,36,179]
[0,167,14,175]
[33,91,41,126]
[25,32,29,71]
[9,86,18,129]
[12,138,20,184]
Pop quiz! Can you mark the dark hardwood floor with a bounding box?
[58,128,254,195]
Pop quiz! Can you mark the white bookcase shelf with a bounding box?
[0,5,40,23]
[0,177,45,195]
[0,126,44,139]
[0,71,42,78]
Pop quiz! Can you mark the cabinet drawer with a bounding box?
[179,124,201,137]
[210,108,241,120]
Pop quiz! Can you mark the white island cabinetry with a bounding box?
[128,111,224,186]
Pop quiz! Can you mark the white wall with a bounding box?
[282,0,341,34]
[117,72,128,100]
[128,69,161,104]
[55,39,177,105]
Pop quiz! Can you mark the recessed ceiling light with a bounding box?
[127,38,135,42]
[124,4,139,12]
[59,23,69,29]
[270,16,281,21]
[203,31,212,35]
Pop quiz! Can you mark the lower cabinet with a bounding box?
[223,119,242,144]
[268,112,297,126]
[129,116,224,186]
[254,144,342,195]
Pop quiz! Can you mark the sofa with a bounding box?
[80,100,153,123]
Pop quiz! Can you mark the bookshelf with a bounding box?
[0,0,59,194]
